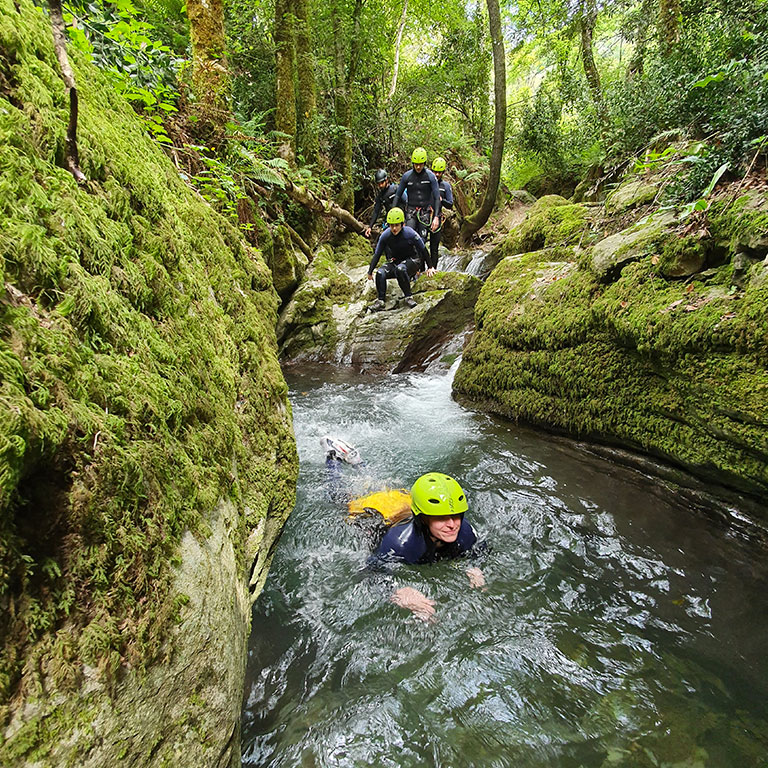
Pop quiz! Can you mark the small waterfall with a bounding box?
[436,251,465,272]
[464,250,486,276]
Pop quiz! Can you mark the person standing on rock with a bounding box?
[364,169,398,239]
[367,207,427,311]
[394,147,441,263]
[428,156,454,271]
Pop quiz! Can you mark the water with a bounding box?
[241,364,768,768]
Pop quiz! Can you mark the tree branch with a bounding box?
[48,0,86,184]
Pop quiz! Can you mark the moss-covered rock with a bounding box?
[455,190,768,501]
[604,178,659,214]
[0,1,297,764]
[277,242,481,371]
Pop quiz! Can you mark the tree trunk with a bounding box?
[47,0,86,183]
[458,0,505,245]
[659,0,681,55]
[579,0,608,130]
[627,0,656,77]
[386,0,408,103]
[295,0,318,165]
[274,0,297,162]
[186,0,230,141]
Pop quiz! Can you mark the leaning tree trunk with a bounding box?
[659,0,681,56]
[47,0,86,183]
[274,0,297,162]
[186,0,230,142]
[386,0,408,103]
[579,0,609,133]
[295,0,318,165]
[458,0,505,245]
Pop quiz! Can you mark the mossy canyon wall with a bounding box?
[0,1,297,764]
[454,192,768,501]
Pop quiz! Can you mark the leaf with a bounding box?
[701,162,729,197]
[686,283,695,293]
[651,255,659,265]
[692,71,726,89]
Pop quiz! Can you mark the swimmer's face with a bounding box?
[426,514,462,544]
[413,162,425,173]
[390,222,403,235]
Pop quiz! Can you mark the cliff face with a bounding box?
[454,189,768,500]
[0,1,297,764]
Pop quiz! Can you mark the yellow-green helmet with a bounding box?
[411,146,428,164]
[410,473,468,516]
[432,156,446,172]
[387,206,405,225]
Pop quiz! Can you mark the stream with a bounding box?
[241,363,768,768]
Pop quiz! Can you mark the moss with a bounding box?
[501,195,591,257]
[455,194,768,498]
[328,232,371,268]
[0,0,297,752]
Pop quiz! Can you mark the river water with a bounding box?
[241,364,768,768]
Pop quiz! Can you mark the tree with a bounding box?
[659,0,681,55]
[186,0,230,139]
[459,0,505,244]
[274,0,297,161]
[295,0,318,164]
[578,0,608,130]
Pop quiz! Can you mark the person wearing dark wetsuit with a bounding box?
[364,169,397,238]
[394,147,441,260]
[372,472,485,620]
[429,157,454,270]
[367,207,427,310]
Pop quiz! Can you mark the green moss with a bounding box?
[0,0,297,750]
[501,195,591,257]
[455,197,768,498]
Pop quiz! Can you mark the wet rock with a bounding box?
[278,239,481,372]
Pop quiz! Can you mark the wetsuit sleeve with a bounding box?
[394,171,410,209]
[442,181,454,209]
[369,189,384,228]
[428,170,441,218]
[369,230,390,274]
[411,230,428,263]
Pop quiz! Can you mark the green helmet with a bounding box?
[410,473,468,517]
[432,156,446,172]
[387,206,405,225]
[411,146,428,164]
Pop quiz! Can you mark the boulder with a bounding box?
[278,240,481,372]
[590,211,677,281]
[604,178,659,214]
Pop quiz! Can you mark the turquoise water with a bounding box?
[241,364,768,768]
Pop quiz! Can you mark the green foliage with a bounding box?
[63,0,183,143]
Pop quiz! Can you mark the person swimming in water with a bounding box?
[373,472,485,620]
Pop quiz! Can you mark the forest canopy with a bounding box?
[56,0,768,236]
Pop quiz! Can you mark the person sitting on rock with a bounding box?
[364,169,397,239]
[371,472,486,621]
[428,156,454,271]
[367,207,427,311]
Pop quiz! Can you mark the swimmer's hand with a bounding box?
[467,567,485,589]
[392,587,435,621]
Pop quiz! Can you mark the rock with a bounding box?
[604,178,659,214]
[590,211,677,281]
[268,224,309,300]
[510,189,538,205]
[278,243,481,372]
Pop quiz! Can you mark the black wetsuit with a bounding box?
[430,178,454,268]
[369,183,397,230]
[368,225,427,300]
[394,168,441,246]
[373,517,477,565]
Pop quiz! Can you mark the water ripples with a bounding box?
[243,366,768,767]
